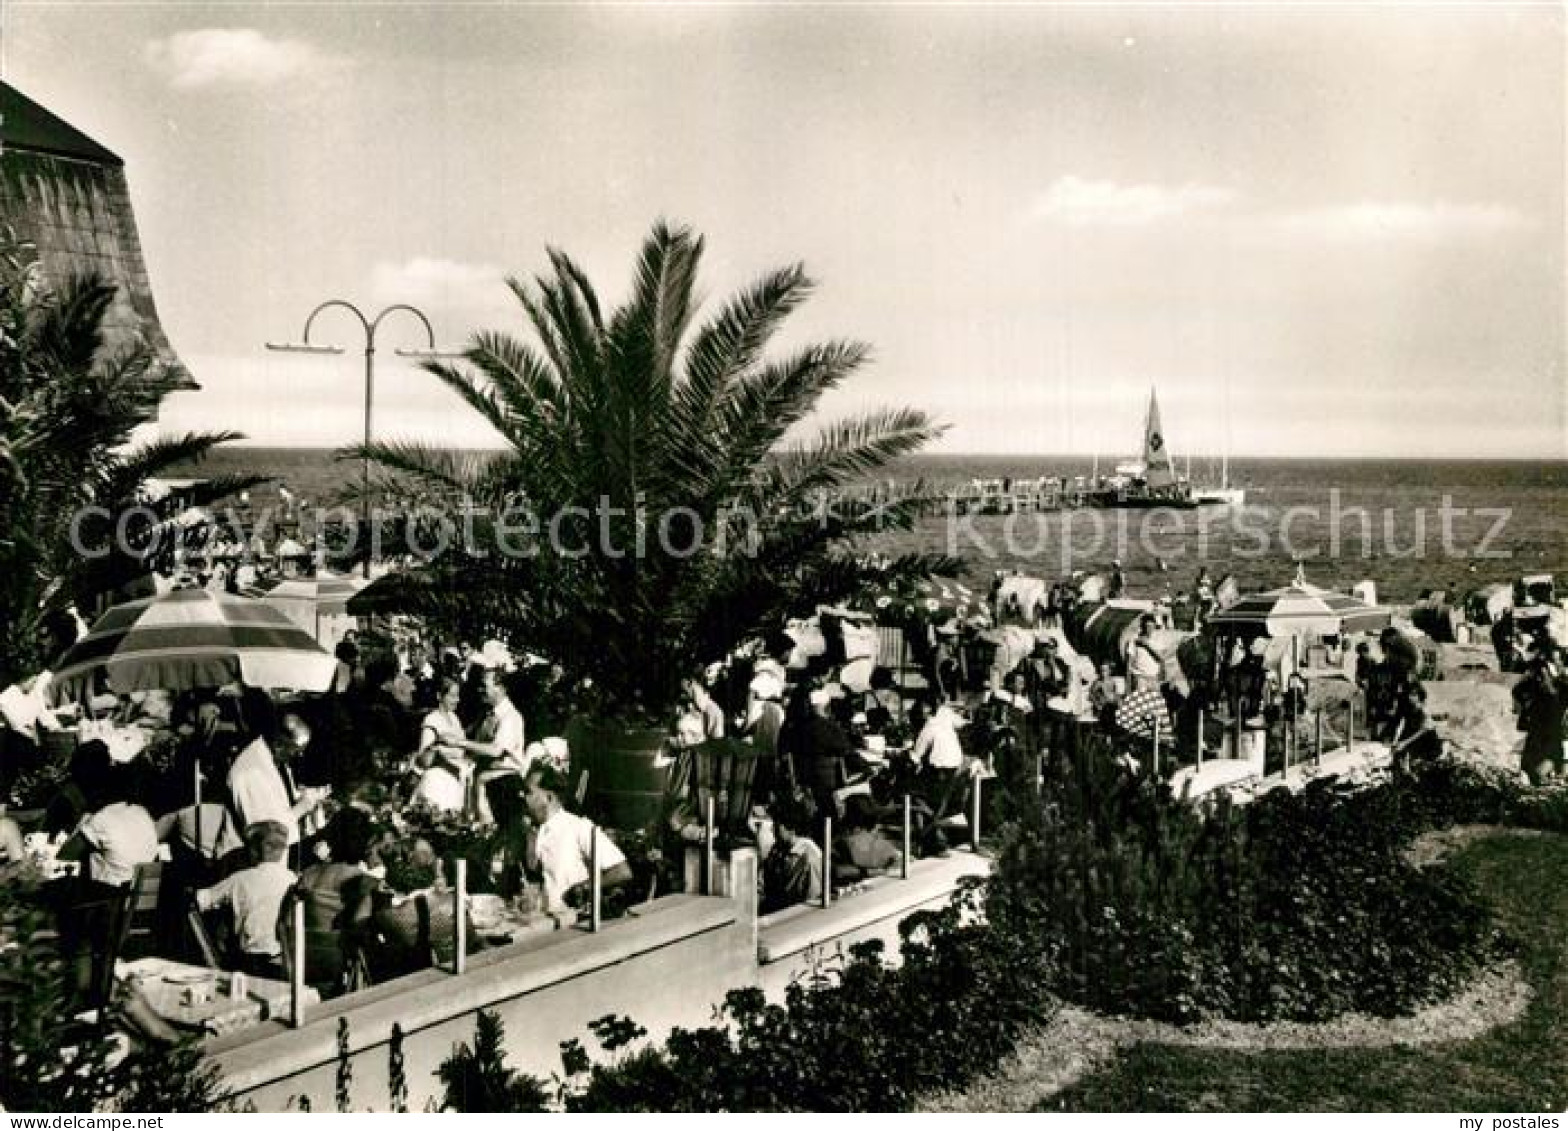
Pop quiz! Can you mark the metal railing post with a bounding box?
[901,794,911,880]
[820,816,833,909]
[969,775,983,849]
[589,824,602,933]
[703,796,716,897]
[453,859,467,975]
[1196,708,1204,767]
[193,761,203,862]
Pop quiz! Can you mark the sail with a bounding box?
[1142,389,1177,487]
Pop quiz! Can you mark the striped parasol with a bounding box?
[50,589,337,701]
[867,576,986,626]
[255,573,368,617]
[1205,566,1390,638]
[255,572,369,644]
[1114,686,1173,741]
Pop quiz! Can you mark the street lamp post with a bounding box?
[267,300,448,577]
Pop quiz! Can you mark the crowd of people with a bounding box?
[3,560,1564,1042]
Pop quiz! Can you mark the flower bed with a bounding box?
[989,739,1508,1025]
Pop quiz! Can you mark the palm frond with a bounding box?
[417,357,528,449]
[705,340,873,500]
[669,263,812,493]
[340,440,498,499]
[97,431,247,508]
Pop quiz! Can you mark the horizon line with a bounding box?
[196,442,1568,463]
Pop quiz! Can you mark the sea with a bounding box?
[173,449,1568,605]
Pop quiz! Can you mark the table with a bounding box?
[470,894,570,946]
[118,956,319,1037]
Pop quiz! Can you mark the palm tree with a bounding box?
[355,221,948,718]
[0,234,263,683]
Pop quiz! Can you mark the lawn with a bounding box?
[1044,831,1568,1112]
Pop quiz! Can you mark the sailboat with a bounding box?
[1192,451,1246,507]
[1192,367,1246,506]
[1089,388,1199,510]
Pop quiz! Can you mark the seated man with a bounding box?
[196,820,296,979]
[522,765,632,915]
[760,802,823,914]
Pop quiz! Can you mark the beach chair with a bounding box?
[874,625,908,673]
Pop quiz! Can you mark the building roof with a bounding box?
[0,81,122,167]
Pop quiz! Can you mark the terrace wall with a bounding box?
[206,850,992,1111]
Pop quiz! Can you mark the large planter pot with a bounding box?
[565,717,671,832]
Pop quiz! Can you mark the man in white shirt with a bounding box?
[912,702,966,771]
[522,765,630,913]
[78,797,158,888]
[196,820,296,976]
[1125,615,1164,693]
[227,735,302,846]
[462,668,530,821]
[225,690,329,848]
[911,700,969,846]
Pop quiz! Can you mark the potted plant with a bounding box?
[355,222,948,827]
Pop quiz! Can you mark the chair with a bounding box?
[83,871,143,1012]
[277,884,370,997]
[120,860,164,959]
[186,898,222,969]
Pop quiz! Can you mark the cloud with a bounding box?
[369,257,511,321]
[146,28,348,90]
[1030,176,1237,227]
[1276,201,1530,241]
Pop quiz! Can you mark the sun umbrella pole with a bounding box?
[193,760,203,862]
[290,898,306,1028]
[1152,716,1161,778]
[1196,708,1205,767]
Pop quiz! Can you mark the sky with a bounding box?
[1,2,1563,459]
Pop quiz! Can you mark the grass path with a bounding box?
[922,830,1567,1112]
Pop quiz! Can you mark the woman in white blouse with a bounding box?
[411,678,469,812]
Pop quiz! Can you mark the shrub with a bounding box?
[436,1009,551,1113]
[435,877,1054,1112]
[992,735,1506,1024]
[0,885,225,1112]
